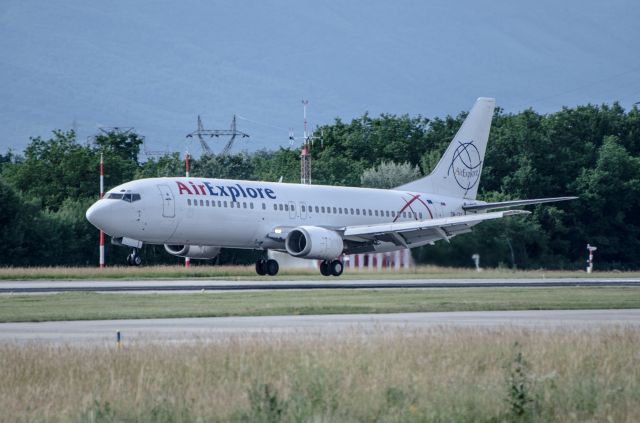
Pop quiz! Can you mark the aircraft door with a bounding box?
[288,201,297,219]
[157,184,175,218]
[299,201,308,220]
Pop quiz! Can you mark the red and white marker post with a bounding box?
[99,153,105,268]
[184,153,191,268]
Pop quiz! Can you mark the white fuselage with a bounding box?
[86,177,472,254]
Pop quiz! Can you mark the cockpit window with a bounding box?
[108,193,141,202]
[122,193,142,202]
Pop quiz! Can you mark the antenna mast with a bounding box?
[301,100,311,184]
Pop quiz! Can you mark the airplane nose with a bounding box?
[86,201,109,230]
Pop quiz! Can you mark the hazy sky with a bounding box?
[1,0,638,155]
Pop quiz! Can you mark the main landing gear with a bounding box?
[126,249,142,266]
[255,259,279,276]
[320,259,343,277]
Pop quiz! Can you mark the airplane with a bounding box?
[86,98,576,276]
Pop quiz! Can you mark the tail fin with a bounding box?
[395,97,495,200]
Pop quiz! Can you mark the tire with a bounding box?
[320,260,330,276]
[133,255,142,266]
[255,259,267,276]
[330,260,343,277]
[126,254,133,266]
[266,259,279,276]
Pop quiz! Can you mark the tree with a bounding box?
[360,161,421,189]
[1,131,97,210]
[571,136,640,267]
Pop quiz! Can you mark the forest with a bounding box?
[1,102,639,269]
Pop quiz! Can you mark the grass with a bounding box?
[1,264,640,280]
[1,287,639,322]
[1,327,638,422]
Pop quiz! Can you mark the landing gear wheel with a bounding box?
[255,259,267,276]
[265,259,279,276]
[127,249,142,266]
[329,260,344,277]
[320,260,330,277]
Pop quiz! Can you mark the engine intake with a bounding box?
[285,226,344,260]
[164,244,221,259]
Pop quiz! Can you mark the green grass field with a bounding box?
[1,264,639,280]
[1,328,638,422]
[1,287,639,322]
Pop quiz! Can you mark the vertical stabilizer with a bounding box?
[395,97,495,199]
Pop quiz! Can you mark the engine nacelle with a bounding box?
[285,226,344,260]
[164,244,221,260]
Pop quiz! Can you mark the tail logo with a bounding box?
[448,141,482,193]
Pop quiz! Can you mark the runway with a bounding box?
[1,278,639,294]
[1,309,638,344]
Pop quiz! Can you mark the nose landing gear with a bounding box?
[255,259,279,276]
[320,259,343,277]
[126,249,142,266]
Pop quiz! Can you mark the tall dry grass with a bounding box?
[1,327,638,422]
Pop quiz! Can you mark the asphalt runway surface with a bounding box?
[1,310,639,345]
[1,278,640,294]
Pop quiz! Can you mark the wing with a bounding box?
[341,210,529,248]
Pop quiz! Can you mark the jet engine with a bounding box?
[285,226,344,260]
[164,244,221,259]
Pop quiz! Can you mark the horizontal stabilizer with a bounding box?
[462,196,577,212]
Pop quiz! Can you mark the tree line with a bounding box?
[1,102,639,269]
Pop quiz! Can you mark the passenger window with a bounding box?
[301,205,306,212]
[321,206,325,213]
[338,208,342,214]
[243,202,247,208]
[386,211,390,217]
[279,204,284,211]
[262,203,266,210]
[375,210,378,216]
[292,205,295,211]
[391,211,396,217]
[315,206,319,213]
[206,200,209,207]
[224,201,227,207]
[326,207,331,214]
[218,201,222,207]
[350,208,354,215]
[356,209,360,215]
[368,209,372,216]
[187,199,191,206]
[273,204,277,211]
[419,212,423,219]
[285,204,289,211]
[250,203,254,209]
